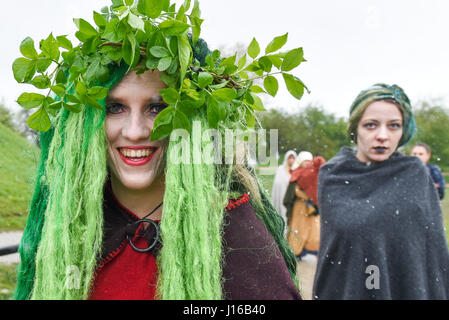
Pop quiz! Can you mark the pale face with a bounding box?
[356,100,403,163]
[287,154,296,168]
[411,146,431,164]
[105,69,167,191]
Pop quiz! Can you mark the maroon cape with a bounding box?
[89,183,302,300]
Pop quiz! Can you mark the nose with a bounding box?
[375,125,389,142]
[122,110,151,142]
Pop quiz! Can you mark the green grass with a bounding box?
[0,263,17,300]
[0,123,40,232]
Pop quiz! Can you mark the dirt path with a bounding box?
[296,254,318,300]
[0,232,22,264]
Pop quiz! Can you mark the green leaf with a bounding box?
[160,88,180,105]
[212,88,237,101]
[250,85,266,94]
[154,105,175,127]
[93,11,108,28]
[137,0,164,19]
[51,84,66,97]
[55,68,68,84]
[183,0,192,11]
[248,38,260,59]
[263,76,279,97]
[173,110,190,131]
[267,54,283,69]
[125,0,134,6]
[56,35,73,50]
[158,57,173,71]
[250,93,266,111]
[20,37,38,59]
[100,45,123,61]
[258,56,273,72]
[122,33,138,67]
[237,54,247,70]
[282,73,305,100]
[281,48,304,72]
[265,33,288,54]
[31,75,51,89]
[27,106,51,131]
[159,20,191,36]
[73,18,98,37]
[245,109,256,127]
[47,100,63,116]
[40,33,60,61]
[198,72,213,88]
[63,101,82,113]
[189,16,203,46]
[151,124,173,141]
[17,92,46,109]
[127,12,145,32]
[150,46,170,58]
[35,55,52,73]
[85,57,110,83]
[87,86,109,100]
[85,96,103,110]
[76,81,87,96]
[207,97,220,128]
[177,33,191,82]
[12,58,35,83]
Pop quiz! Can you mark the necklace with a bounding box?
[127,202,163,253]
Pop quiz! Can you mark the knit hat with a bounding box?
[348,83,416,147]
[291,151,313,170]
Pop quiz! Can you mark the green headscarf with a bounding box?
[348,83,416,147]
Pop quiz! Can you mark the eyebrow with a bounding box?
[106,95,165,104]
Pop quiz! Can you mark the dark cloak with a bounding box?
[313,146,449,300]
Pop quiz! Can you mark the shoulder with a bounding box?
[222,194,302,300]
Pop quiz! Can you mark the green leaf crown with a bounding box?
[13,0,308,140]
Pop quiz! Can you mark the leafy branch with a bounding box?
[12,0,308,142]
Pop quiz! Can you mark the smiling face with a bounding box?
[355,100,403,163]
[105,69,167,191]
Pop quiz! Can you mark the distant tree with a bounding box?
[0,100,15,131]
[259,104,350,161]
[14,108,40,147]
[404,99,449,172]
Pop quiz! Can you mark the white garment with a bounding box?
[271,150,297,225]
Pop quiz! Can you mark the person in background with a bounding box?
[411,142,445,200]
[313,83,449,299]
[272,150,297,228]
[283,151,324,259]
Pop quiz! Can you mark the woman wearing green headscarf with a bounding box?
[12,0,305,300]
[313,83,449,299]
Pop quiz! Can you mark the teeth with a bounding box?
[120,148,153,158]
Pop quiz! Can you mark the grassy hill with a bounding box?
[0,123,39,232]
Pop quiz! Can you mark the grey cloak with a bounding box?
[313,146,449,299]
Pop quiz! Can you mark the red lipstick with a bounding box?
[117,146,158,166]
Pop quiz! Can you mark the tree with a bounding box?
[14,108,40,147]
[259,104,350,161]
[0,100,15,131]
[404,100,449,172]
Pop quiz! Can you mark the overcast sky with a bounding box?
[1,0,448,118]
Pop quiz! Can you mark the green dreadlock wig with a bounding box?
[13,0,307,300]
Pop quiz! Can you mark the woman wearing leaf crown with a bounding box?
[13,0,307,300]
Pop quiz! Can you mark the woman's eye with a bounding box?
[147,103,167,115]
[363,122,376,129]
[389,123,402,129]
[106,103,126,114]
